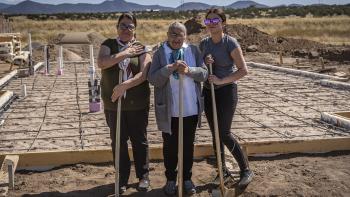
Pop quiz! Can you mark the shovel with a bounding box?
[114,70,123,197]
[178,73,184,197]
[208,62,235,197]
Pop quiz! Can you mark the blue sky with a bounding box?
[2,0,350,7]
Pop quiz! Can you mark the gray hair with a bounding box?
[168,21,187,35]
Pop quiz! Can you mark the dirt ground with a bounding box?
[185,18,350,79]
[7,151,350,197]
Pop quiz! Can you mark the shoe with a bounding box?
[137,178,150,191]
[119,185,127,194]
[184,180,196,195]
[163,180,176,196]
[238,169,254,188]
[212,170,233,185]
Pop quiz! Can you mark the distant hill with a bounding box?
[2,0,172,14]
[227,0,269,9]
[288,4,304,7]
[3,0,56,14]
[4,0,342,15]
[0,3,12,10]
[273,4,304,8]
[175,2,212,11]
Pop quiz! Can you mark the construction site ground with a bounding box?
[1,62,350,153]
[7,151,350,197]
[0,60,349,196]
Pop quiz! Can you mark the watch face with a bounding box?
[144,46,152,53]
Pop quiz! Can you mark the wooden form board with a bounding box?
[1,137,350,171]
[0,90,13,109]
[247,62,349,82]
[0,70,17,87]
[321,112,350,130]
[0,62,42,89]
[335,112,350,119]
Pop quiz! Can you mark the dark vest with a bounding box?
[101,38,150,111]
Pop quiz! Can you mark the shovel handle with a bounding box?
[178,74,184,197]
[209,63,225,196]
[115,69,123,197]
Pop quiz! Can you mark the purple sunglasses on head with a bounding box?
[204,18,221,25]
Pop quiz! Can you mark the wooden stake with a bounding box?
[9,61,13,71]
[279,50,283,65]
[7,156,19,190]
[320,57,325,69]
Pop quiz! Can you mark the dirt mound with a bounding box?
[187,23,325,53]
[22,42,44,51]
[184,16,205,35]
[186,18,350,62]
[87,32,107,48]
[45,32,106,60]
[51,32,106,47]
[63,48,83,61]
[30,44,82,62]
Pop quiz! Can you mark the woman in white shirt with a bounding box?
[148,22,208,196]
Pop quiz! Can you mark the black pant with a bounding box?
[105,109,149,186]
[162,115,198,181]
[203,84,248,172]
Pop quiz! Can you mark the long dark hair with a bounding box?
[205,8,226,23]
[117,12,137,28]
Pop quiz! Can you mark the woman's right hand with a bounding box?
[111,83,127,102]
[205,54,214,65]
[123,44,144,58]
[167,61,180,71]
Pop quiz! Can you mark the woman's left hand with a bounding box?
[208,74,224,85]
[177,61,189,74]
[111,84,127,102]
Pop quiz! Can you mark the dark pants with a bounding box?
[203,84,248,173]
[162,115,198,181]
[105,109,149,186]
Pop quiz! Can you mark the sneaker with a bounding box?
[137,178,150,191]
[212,170,233,185]
[119,185,127,195]
[238,169,254,188]
[184,180,196,195]
[163,180,176,196]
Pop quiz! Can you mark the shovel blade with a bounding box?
[212,188,236,197]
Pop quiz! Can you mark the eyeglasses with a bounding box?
[204,18,221,25]
[118,23,136,31]
[168,32,185,39]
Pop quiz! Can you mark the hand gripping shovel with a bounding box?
[178,74,184,197]
[208,62,235,197]
[114,70,123,197]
